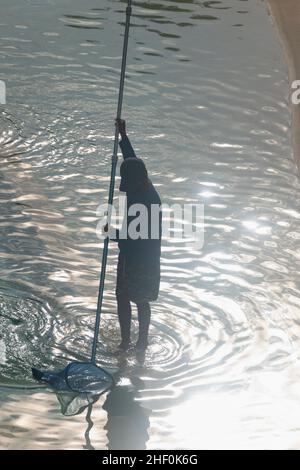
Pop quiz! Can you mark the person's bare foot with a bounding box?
[116,340,131,352]
[135,339,148,352]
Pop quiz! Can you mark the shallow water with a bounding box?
[1,0,300,450]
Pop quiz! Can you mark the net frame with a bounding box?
[64,361,115,394]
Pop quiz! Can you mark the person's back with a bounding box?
[109,119,162,352]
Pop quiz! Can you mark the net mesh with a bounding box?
[32,361,114,394]
[56,392,100,416]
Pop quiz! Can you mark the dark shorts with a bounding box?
[116,253,160,304]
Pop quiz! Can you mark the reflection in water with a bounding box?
[56,391,100,450]
[1,0,300,450]
[56,358,150,450]
[103,385,150,450]
[84,404,96,450]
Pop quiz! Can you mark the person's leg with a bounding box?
[117,293,132,349]
[136,302,151,350]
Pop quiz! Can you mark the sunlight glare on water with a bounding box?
[1,0,300,450]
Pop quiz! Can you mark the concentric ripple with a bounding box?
[1,0,300,450]
[0,281,67,386]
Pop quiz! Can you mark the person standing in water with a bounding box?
[105,118,162,352]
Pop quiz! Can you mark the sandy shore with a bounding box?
[267,0,300,173]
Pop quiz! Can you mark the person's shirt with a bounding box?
[116,135,162,260]
[119,135,138,160]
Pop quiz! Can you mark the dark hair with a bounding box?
[119,158,150,193]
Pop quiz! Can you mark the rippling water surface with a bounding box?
[1,0,300,450]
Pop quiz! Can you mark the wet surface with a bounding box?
[1,0,300,449]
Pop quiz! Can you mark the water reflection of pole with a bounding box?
[56,356,151,449]
[83,403,95,451]
[56,391,100,449]
[71,385,150,450]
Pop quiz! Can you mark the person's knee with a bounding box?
[117,293,129,304]
[137,302,151,314]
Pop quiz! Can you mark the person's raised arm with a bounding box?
[115,118,137,160]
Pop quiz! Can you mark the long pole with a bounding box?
[91,0,132,363]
